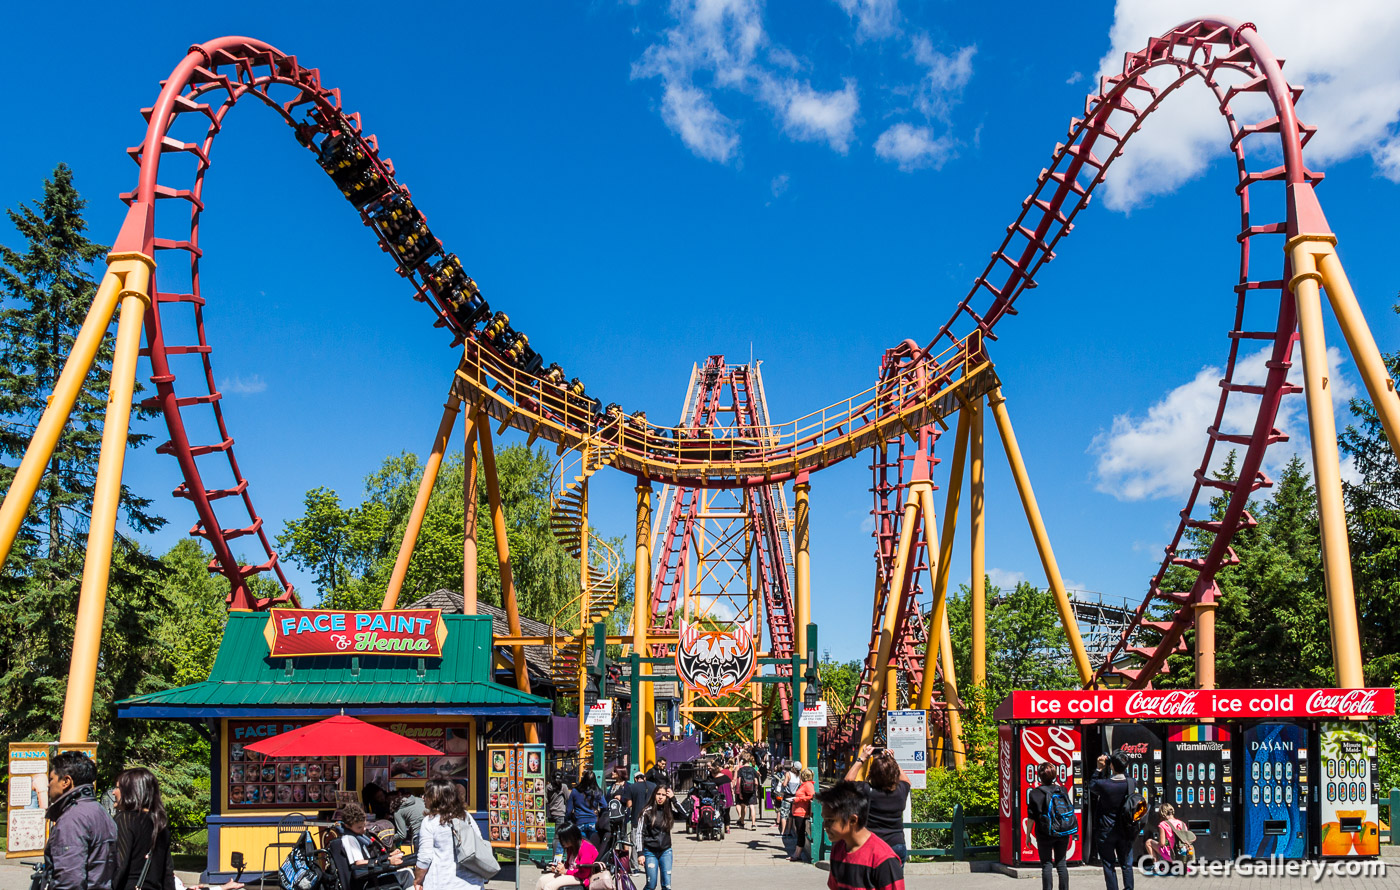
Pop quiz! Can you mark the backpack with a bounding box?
[277,832,322,890]
[451,817,501,879]
[739,768,757,799]
[1122,778,1148,827]
[1047,786,1078,838]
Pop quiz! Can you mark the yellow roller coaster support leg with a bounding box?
[919,484,965,768]
[857,485,922,755]
[1194,598,1217,691]
[969,397,987,688]
[478,416,537,741]
[1288,240,1365,689]
[60,257,152,743]
[794,480,812,768]
[463,421,479,613]
[634,481,656,769]
[1317,248,1400,464]
[987,389,1093,686]
[0,258,140,573]
[381,382,466,609]
[919,406,970,712]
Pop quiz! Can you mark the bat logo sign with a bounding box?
[675,620,757,697]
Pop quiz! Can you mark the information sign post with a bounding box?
[887,709,928,790]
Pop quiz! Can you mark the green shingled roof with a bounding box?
[117,612,551,718]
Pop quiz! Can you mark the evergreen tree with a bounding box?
[0,164,162,564]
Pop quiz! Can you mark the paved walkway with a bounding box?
[2,831,1395,890]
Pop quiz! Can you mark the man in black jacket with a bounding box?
[1027,763,1071,890]
[46,751,117,890]
[1089,753,1136,890]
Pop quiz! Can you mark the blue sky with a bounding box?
[3,1,1400,662]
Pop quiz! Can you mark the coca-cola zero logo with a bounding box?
[1116,742,1150,757]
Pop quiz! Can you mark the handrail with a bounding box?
[460,330,989,486]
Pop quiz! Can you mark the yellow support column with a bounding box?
[633,481,656,769]
[381,384,466,609]
[917,484,965,768]
[1316,247,1400,464]
[478,416,538,742]
[857,486,921,753]
[60,256,153,743]
[919,407,970,711]
[969,397,987,688]
[0,261,133,571]
[463,422,480,613]
[1195,596,1217,691]
[987,389,1094,685]
[794,479,812,768]
[1288,242,1365,689]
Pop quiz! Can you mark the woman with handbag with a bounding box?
[112,768,175,890]
[412,780,488,890]
[534,823,596,890]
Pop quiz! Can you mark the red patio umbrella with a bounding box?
[243,714,442,757]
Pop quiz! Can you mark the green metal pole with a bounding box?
[592,622,606,782]
[807,622,825,861]
[791,651,802,763]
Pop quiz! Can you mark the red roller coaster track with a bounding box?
[117,19,1323,687]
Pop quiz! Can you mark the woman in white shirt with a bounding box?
[413,780,486,890]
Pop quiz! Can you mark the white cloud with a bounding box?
[835,0,901,42]
[1091,345,1358,501]
[875,123,955,171]
[633,0,859,162]
[220,373,267,395]
[987,567,1027,591]
[661,83,740,162]
[912,37,976,119]
[770,173,790,197]
[1065,71,1084,86]
[1096,2,1400,210]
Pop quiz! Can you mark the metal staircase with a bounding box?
[547,442,623,760]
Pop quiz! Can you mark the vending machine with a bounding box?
[1314,721,1380,858]
[1241,723,1308,859]
[1164,724,1234,860]
[1095,724,1164,861]
[997,724,1084,866]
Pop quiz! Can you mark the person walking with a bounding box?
[1027,763,1073,890]
[788,768,815,862]
[112,768,174,890]
[1089,753,1136,890]
[635,784,685,890]
[412,779,486,890]
[566,772,605,845]
[845,746,912,863]
[46,750,117,890]
[780,761,801,836]
[735,757,760,830]
[816,781,904,890]
[711,761,734,832]
[534,823,597,890]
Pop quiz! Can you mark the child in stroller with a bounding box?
[684,781,724,841]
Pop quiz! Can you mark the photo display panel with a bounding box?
[1241,723,1307,859]
[1316,721,1379,858]
[486,743,546,849]
[1165,724,1233,860]
[227,720,343,809]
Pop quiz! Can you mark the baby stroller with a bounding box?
[686,781,724,841]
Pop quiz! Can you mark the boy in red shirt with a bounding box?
[818,781,905,890]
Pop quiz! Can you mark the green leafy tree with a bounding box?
[0,163,162,563]
[278,444,617,623]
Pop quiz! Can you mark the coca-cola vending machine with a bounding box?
[1313,721,1380,859]
[1095,723,1164,861]
[998,724,1084,866]
[1164,724,1234,860]
[1241,722,1308,859]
